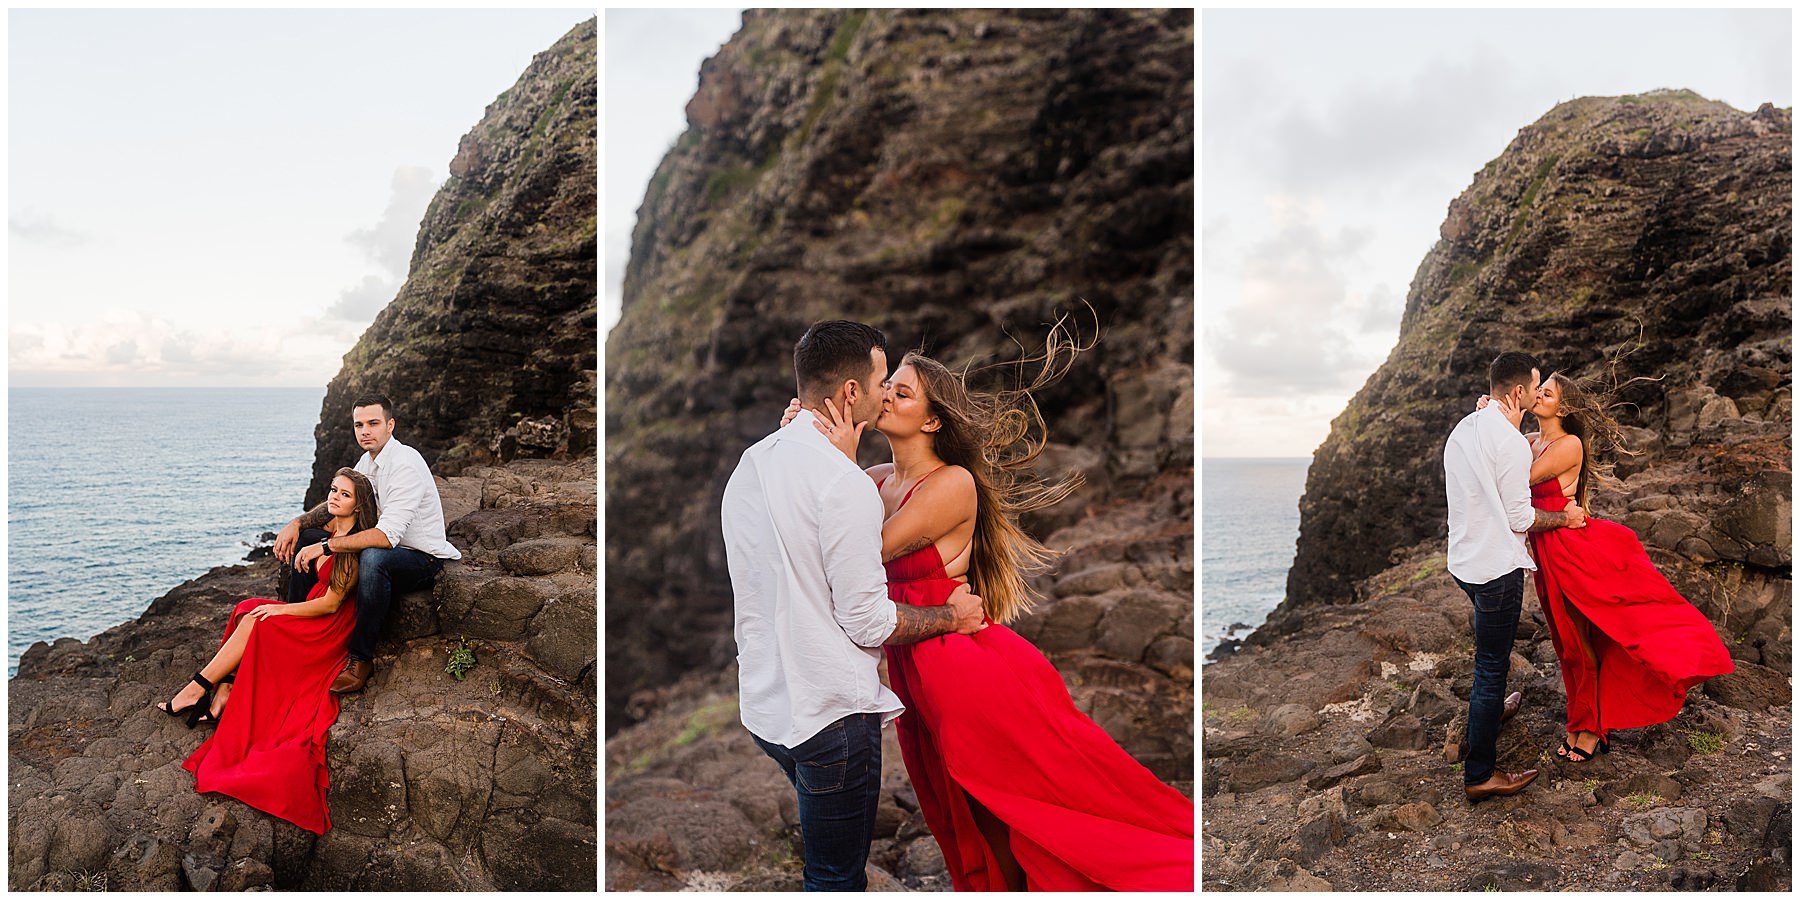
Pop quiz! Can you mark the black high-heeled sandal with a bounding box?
[194,674,234,726]
[155,671,216,729]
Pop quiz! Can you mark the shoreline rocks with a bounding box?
[9,461,597,891]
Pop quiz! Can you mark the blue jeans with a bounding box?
[284,528,333,605]
[346,545,443,662]
[1455,569,1524,786]
[751,713,883,891]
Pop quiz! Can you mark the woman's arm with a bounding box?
[879,466,976,562]
[245,585,346,622]
[1529,435,1582,487]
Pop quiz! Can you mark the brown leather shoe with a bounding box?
[329,658,374,695]
[1464,768,1538,803]
[1500,691,1523,723]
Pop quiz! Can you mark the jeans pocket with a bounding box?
[1471,582,1507,615]
[794,720,850,794]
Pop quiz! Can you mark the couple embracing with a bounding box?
[154,395,460,833]
[723,321,1194,891]
[1446,352,1732,801]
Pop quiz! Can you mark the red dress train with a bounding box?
[1528,479,1733,739]
[182,555,357,834]
[880,485,1194,890]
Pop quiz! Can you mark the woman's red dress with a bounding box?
[880,482,1194,891]
[181,555,357,834]
[1528,478,1733,739]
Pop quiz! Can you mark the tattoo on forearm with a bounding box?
[884,536,934,563]
[1530,509,1576,531]
[885,604,954,645]
[296,502,331,529]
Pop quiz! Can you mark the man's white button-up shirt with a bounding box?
[354,437,462,560]
[723,409,902,749]
[1444,403,1538,584]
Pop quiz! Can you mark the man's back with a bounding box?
[722,410,901,748]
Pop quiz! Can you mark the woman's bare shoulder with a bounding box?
[919,465,976,505]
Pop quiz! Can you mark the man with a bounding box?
[1444,352,1585,802]
[722,321,986,891]
[274,394,462,694]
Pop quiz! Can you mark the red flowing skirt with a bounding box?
[182,558,356,834]
[883,545,1194,891]
[1528,481,1732,736]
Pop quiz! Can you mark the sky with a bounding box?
[1201,9,1793,458]
[9,8,595,387]
[603,8,744,336]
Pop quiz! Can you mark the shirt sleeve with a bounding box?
[1493,426,1537,534]
[370,454,430,549]
[817,468,897,648]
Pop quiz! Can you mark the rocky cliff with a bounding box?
[1203,91,1791,892]
[1279,90,1790,628]
[305,18,597,507]
[604,8,1193,888]
[11,20,598,891]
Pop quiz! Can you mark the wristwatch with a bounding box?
[318,537,332,554]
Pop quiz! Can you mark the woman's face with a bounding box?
[1531,378,1564,419]
[875,364,935,437]
[326,476,359,518]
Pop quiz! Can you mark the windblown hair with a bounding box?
[1545,372,1640,511]
[905,316,1092,624]
[328,467,381,596]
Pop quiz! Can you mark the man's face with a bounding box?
[852,348,889,426]
[352,405,395,454]
[1518,368,1541,408]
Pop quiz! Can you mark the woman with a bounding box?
[157,467,378,834]
[1515,373,1733,761]
[784,332,1194,891]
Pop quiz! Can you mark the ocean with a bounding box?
[8,388,324,676]
[1200,457,1309,661]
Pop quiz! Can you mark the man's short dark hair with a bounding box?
[351,394,394,421]
[794,321,888,401]
[1488,352,1540,394]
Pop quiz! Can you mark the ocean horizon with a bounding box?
[1200,456,1309,661]
[8,387,324,676]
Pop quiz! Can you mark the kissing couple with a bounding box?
[1445,352,1732,802]
[722,320,1194,890]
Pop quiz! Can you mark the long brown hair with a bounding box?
[904,317,1091,623]
[327,467,380,595]
[1545,372,1638,511]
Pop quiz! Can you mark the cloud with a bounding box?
[328,166,438,325]
[8,311,360,387]
[328,274,398,322]
[1207,44,1547,200]
[346,166,438,278]
[1207,212,1400,397]
[9,210,93,246]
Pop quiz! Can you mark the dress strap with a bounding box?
[898,465,947,509]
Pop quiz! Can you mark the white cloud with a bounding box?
[346,166,437,278]
[8,311,364,387]
[1208,209,1398,397]
[9,210,93,246]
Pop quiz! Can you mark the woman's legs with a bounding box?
[161,616,256,712]
[964,789,1025,891]
[1560,602,1604,756]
